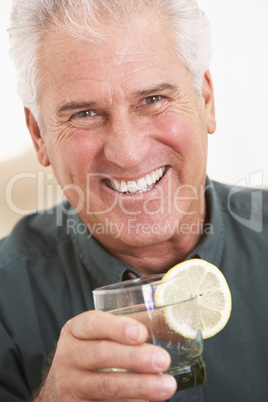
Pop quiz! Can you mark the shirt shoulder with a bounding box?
[212,179,268,217]
[211,179,268,242]
[0,201,72,269]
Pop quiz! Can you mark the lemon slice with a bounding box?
[155,259,232,339]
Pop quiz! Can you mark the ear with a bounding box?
[24,108,50,167]
[201,70,216,134]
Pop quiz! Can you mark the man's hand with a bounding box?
[34,311,177,401]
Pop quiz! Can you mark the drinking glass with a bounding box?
[93,274,206,394]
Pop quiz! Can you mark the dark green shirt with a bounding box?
[0,178,268,401]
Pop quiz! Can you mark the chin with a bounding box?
[112,226,173,249]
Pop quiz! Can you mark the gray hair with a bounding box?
[9,0,212,124]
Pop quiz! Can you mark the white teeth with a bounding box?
[109,167,166,194]
[111,179,121,192]
[127,181,140,192]
[145,173,153,186]
[120,181,128,192]
[137,177,147,190]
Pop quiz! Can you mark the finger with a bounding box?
[72,371,177,401]
[67,310,148,344]
[70,340,171,373]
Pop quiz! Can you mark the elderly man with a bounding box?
[1,0,268,401]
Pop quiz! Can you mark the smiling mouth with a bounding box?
[105,166,167,195]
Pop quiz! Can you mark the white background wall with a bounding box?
[1,0,268,186]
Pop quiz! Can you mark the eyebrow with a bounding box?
[133,83,178,98]
[57,102,98,116]
[56,83,178,115]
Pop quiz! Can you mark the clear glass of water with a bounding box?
[93,274,207,394]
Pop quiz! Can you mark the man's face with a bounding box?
[30,13,215,252]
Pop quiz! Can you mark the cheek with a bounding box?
[154,114,197,153]
[49,131,103,183]
[68,139,99,176]
[153,113,208,185]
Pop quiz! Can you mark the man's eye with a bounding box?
[74,110,97,118]
[141,95,162,105]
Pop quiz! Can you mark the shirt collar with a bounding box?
[188,176,225,267]
[68,176,224,284]
[68,215,140,287]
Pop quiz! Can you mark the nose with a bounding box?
[103,113,152,169]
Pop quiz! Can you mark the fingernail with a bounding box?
[152,350,170,370]
[160,375,177,396]
[126,324,144,342]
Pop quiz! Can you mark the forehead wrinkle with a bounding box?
[39,10,179,86]
[38,11,187,119]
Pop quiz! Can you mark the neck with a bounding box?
[103,216,206,276]
[88,190,208,276]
